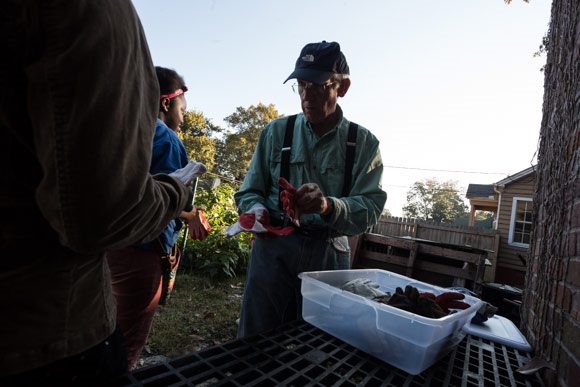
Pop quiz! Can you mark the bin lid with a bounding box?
[463,315,532,352]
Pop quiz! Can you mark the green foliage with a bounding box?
[474,211,495,228]
[454,213,493,228]
[190,233,248,279]
[403,178,468,223]
[216,103,283,180]
[475,210,494,221]
[174,103,284,279]
[178,181,252,279]
[178,110,222,173]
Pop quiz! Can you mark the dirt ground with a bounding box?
[133,274,245,370]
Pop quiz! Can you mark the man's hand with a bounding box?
[295,183,331,215]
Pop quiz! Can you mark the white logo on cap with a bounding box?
[301,54,314,62]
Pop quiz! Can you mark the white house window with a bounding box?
[508,197,533,247]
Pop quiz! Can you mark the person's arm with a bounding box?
[234,125,273,213]
[29,0,191,253]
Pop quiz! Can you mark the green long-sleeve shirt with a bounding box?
[234,106,387,236]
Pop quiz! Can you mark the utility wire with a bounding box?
[202,167,506,188]
[384,165,507,176]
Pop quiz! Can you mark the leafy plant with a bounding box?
[178,181,252,279]
[193,232,248,278]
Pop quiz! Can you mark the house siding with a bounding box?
[495,174,535,285]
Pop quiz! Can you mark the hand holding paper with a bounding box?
[169,160,207,186]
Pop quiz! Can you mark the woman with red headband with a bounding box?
[107,66,208,370]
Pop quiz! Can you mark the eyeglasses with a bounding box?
[291,80,338,95]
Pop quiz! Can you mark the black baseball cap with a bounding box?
[284,41,349,84]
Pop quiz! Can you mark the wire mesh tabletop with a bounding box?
[113,319,545,387]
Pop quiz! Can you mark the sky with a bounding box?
[132,0,551,216]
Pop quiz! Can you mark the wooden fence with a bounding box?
[354,216,501,282]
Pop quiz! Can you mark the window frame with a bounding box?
[508,197,533,248]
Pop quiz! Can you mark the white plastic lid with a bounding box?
[463,315,532,352]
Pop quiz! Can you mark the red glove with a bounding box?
[278,177,298,221]
[434,292,470,314]
[187,211,211,240]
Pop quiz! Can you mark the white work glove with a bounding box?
[341,278,388,299]
[169,160,207,186]
[225,207,269,237]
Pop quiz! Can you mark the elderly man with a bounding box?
[230,41,387,338]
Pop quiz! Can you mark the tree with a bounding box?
[178,110,222,174]
[216,103,283,180]
[402,178,468,223]
[178,181,252,279]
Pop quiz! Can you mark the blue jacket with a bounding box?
[140,118,189,253]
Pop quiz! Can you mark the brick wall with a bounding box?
[521,1,580,386]
[524,179,580,386]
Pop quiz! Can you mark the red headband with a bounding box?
[160,86,188,100]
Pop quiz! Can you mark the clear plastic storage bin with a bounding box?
[299,269,483,375]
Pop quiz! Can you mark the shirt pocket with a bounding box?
[319,159,344,196]
[271,151,306,186]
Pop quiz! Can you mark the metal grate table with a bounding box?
[113,319,544,386]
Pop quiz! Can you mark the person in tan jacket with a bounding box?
[0,0,196,384]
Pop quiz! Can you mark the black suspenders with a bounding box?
[278,115,358,210]
[280,115,296,183]
[343,121,358,197]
